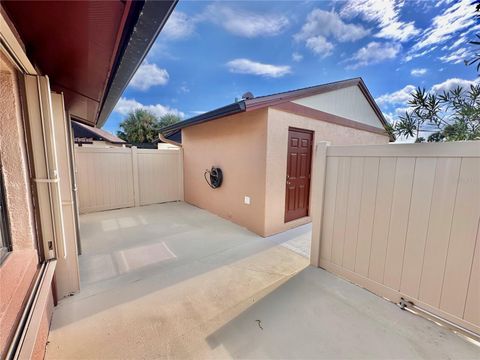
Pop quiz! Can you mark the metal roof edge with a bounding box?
[96,0,178,128]
[160,101,246,136]
[356,78,396,141]
[243,78,362,111]
[159,77,395,141]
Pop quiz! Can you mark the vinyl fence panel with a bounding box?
[136,149,184,206]
[75,147,183,214]
[310,141,480,336]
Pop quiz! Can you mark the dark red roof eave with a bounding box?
[2,1,178,127]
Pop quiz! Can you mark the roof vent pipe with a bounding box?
[242,92,254,100]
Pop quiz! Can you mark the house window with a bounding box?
[0,163,11,264]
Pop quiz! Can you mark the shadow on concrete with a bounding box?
[205,267,479,359]
[51,202,311,330]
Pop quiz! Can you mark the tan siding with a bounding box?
[137,149,183,206]
[311,141,480,335]
[400,158,437,298]
[368,157,396,283]
[383,158,415,290]
[319,157,338,261]
[354,157,379,277]
[331,157,350,265]
[75,147,183,214]
[464,227,480,325]
[418,158,461,307]
[292,85,384,129]
[439,158,480,318]
[342,157,364,271]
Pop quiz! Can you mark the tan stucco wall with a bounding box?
[0,54,36,250]
[182,109,268,235]
[183,106,389,238]
[264,107,389,236]
[0,53,41,357]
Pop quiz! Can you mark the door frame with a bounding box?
[284,127,314,223]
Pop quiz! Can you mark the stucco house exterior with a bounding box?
[0,1,176,358]
[161,79,393,237]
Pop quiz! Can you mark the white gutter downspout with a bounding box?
[36,76,67,259]
[24,75,67,261]
[159,132,182,147]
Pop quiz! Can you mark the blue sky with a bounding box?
[103,0,479,134]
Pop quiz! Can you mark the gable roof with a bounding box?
[72,121,125,144]
[160,78,393,140]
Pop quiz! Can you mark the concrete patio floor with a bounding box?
[45,202,479,359]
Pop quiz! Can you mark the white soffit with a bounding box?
[292,85,384,129]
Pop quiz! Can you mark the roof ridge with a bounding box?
[248,77,362,101]
[159,77,394,141]
[72,120,125,143]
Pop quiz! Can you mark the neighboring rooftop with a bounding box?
[72,121,125,144]
[160,77,391,139]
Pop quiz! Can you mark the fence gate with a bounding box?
[75,146,183,214]
[310,141,480,336]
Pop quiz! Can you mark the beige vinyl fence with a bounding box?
[75,146,183,214]
[310,141,480,335]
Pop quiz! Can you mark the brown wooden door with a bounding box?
[285,128,313,222]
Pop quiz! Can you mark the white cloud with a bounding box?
[306,36,334,58]
[226,58,291,78]
[205,4,289,38]
[431,78,479,93]
[162,5,289,40]
[114,97,184,118]
[162,11,197,40]
[129,63,169,91]
[376,84,416,106]
[404,46,437,62]
[445,37,465,51]
[190,110,207,117]
[460,23,480,38]
[292,52,303,62]
[295,9,369,45]
[347,42,401,69]
[341,0,419,42]
[438,47,472,64]
[410,68,427,76]
[382,112,394,124]
[410,0,476,53]
[394,106,412,116]
[376,78,479,122]
[178,84,190,94]
[435,0,455,7]
[295,9,369,58]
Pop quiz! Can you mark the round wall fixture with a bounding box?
[204,167,223,189]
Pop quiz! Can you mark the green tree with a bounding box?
[392,85,480,142]
[159,113,181,129]
[466,0,480,74]
[117,109,160,143]
[466,34,480,73]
